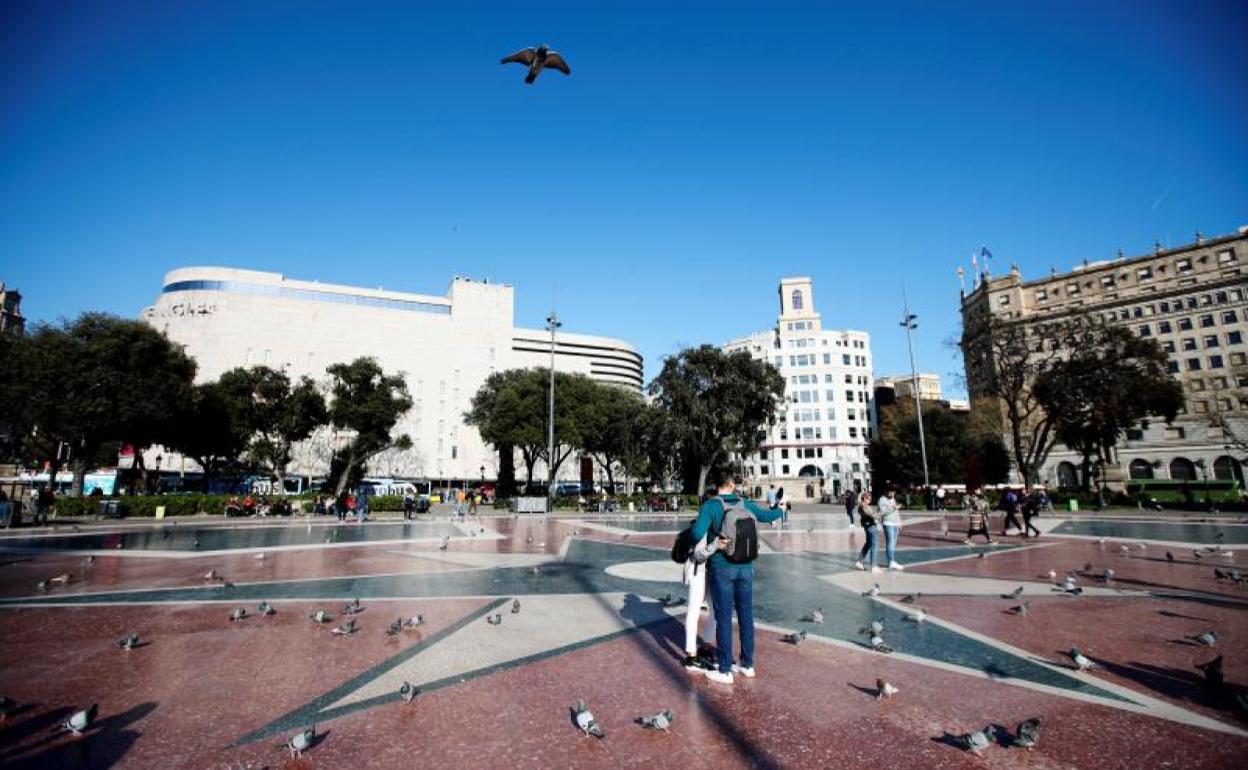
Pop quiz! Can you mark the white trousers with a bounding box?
[683,558,716,655]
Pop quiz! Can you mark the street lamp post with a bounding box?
[900,295,930,494]
[546,312,562,508]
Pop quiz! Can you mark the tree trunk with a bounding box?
[697,465,710,498]
[333,450,357,498]
[71,457,87,498]
[497,443,517,498]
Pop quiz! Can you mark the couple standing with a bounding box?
[853,488,904,573]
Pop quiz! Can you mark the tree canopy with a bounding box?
[216,366,328,490]
[326,357,413,497]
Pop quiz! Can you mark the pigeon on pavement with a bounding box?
[310,609,332,623]
[573,698,605,738]
[1068,647,1096,671]
[870,634,893,653]
[404,615,424,629]
[511,598,521,614]
[1102,568,1115,582]
[1166,551,1174,563]
[863,584,881,598]
[1196,655,1224,689]
[900,593,921,604]
[960,725,993,754]
[860,619,885,637]
[399,681,419,703]
[637,708,674,732]
[257,601,276,616]
[343,598,363,615]
[783,630,807,645]
[1008,601,1030,616]
[802,607,824,624]
[331,619,358,636]
[501,45,572,84]
[907,608,928,623]
[280,726,315,757]
[1014,717,1041,750]
[386,618,403,637]
[1187,630,1218,646]
[486,613,503,626]
[1003,586,1024,599]
[62,703,98,736]
[229,607,247,622]
[117,633,139,650]
[876,679,898,700]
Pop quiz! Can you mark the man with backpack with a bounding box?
[689,472,782,685]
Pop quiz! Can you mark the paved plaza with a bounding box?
[0,507,1245,769]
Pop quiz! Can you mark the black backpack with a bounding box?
[716,497,759,564]
[670,519,698,563]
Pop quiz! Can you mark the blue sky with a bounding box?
[3,0,1246,394]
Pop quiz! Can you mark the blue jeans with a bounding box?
[709,560,755,674]
[858,523,878,565]
[884,524,899,564]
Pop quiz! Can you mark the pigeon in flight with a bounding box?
[1187,629,1217,646]
[1014,717,1041,750]
[117,633,140,650]
[332,619,358,636]
[399,681,419,703]
[802,607,824,624]
[876,679,898,700]
[1196,655,1224,689]
[310,609,332,624]
[511,598,521,614]
[257,601,276,616]
[637,708,674,732]
[61,703,98,736]
[1068,647,1095,671]
[229,607,248,622]
[573,699,605,738]
[960,725,993,754]
[280,726,316,757]
[783,630,807,646]
[501,44,572,85]
[486,613,503,626]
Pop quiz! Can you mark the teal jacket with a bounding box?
[690,493,782,567]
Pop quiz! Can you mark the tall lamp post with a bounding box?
[546,312,562,508]
[900,295,930,492]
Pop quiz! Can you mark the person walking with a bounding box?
[878,487,904,570]
[963,487,992,544]
[689,473,782,685]
[357,487,370,524]
[844,488,857,525]
[775,486,787,527]
[853,489,880,573]
[999,488,1022,536]
[1021,488,1042,538]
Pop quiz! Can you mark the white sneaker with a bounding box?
[889,562,905,571]
[871,566,883,574]
[853,561,866,571]
[704,669,734,685]
[732,664,756,678]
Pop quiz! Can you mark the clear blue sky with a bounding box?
[3,1,1246,394]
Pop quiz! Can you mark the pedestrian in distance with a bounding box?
[1021,489,1042,538]
[844,488,857,525]
[689,472,782,685]
[999,488,1022,535]
[963,487,992,544]
[854,489,881,573]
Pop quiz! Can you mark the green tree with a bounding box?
[465,369,548,487]
[580,384,646,492]
[325,357,413,497]
[869,399,1010,489]
[1033,323,1183,489]
[217,366,328,492]
[648,345,785,494]
[3,313,197,495]
[165,382,252,491]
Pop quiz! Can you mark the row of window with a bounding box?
[1168,352,1246,372]
[777,353,870,368]
[1030,250,1239,304]
[772,425,873,441]
[788,373,871,386]
[753,459,867,478]
[1139,310,1241,336]
[1159,331,1245,351]
[1190,374,1248,392]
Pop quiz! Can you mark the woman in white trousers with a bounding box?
[682,537,719,670]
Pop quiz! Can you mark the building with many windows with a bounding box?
[724,277,875,500]
[960,227,1247,488]
[0,281,23,335]
[143,267,642,484]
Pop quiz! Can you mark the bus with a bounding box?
[1126,479,1243,505]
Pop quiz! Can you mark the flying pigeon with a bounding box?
[61,703,98,736]
[117,633,139,650]
[511,598,521,614]
[387,618,403,637]
[501,44,571,85]
[257,601,276,616]
[404,615,424,629]
[863,584,881,598]
[783,630,807,646]
[803,607,824,624]
[229,607,247,622]
[1014,717,1041,750]
[637,708,674,732]
[332,619,358,636]
[310,609,332,623]
[573,698,604,738]
[1187,629,1217,646]
[960,725,993,754]
[870,634,893,653]
[486,613,502,626]
[1196,655,1224,689]
[876,679,898,700]
[399,681,419,703]
[1068,647,1095,671]
[1003,586,1024,599]
[280,726,316,757]
[900,593,921,604]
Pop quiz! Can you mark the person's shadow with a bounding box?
[619,592,686,664]
[0,701,157,770]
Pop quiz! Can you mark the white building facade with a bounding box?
[724,277,875,500]
[143,267,642,484]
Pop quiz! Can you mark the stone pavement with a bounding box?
[0,508,1244,768]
